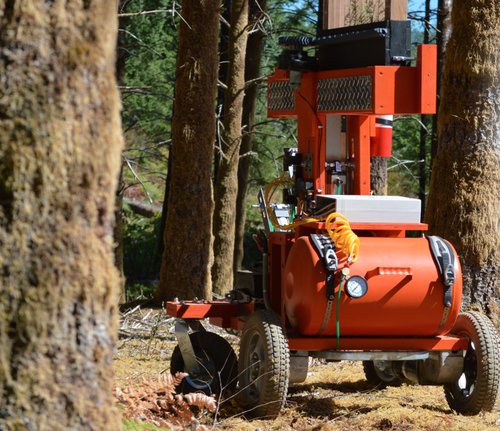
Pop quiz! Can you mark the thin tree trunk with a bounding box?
[115,0,129,304]
[431,0,452,163]
[425,0,499,319]
[0,2,123,429]
[157,0,220,301]
[234,0,267,274]
[214,0,232,184]
[212,0,249,295]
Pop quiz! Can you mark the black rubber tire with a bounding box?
[238,309,290,419]
[170,331,237,396]
[363,360,403,388]
[444,312,500,415]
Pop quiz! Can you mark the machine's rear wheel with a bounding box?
[170,331,237,396]
[363,360,403,388]
[444,312,500,415]
[238,309,290,419]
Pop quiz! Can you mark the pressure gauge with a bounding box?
[345,275,368,299]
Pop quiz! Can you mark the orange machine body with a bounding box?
[284,236,462,337]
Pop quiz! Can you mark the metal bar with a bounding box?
[174,320,201,375]
[288,335,469,351]
[166,300,254,319]
[309,350,430,361]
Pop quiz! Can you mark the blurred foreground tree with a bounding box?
[426,0,499,318]
[157,0,220,301]
[0,1,123,429]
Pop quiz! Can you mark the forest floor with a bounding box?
[114,308,500,431]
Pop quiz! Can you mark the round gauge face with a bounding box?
[345,275,368,298]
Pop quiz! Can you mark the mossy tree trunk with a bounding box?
[157,0,220,301]
[425,0,499,319]
[0,2,123,430]
[212,0,249,295]
[234,0,267,275]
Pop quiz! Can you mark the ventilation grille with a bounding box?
[317,75,372,111]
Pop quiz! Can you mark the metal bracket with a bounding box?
[309,350,430,361]
[174,319,202,376]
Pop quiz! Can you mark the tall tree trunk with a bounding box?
[425,0,499,319]
[115,0,129,303]
[157,0,220,301]
[214,0,232,184]
[212,0,249,295]
[0,2,123,430]
[233,0,267,274]
[431,0,453,163]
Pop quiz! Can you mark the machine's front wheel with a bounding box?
[363,360,403,388]
[444,312,499,415]
[170,331,237,396]
[238,309,290,419]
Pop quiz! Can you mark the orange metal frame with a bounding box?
[165,44,468,353]
[268,45,437,196]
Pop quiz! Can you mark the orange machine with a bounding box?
[166,19,499,420]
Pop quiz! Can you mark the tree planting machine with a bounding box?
[166,15,499,419]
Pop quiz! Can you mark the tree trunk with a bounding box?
[212,0,249,295]
[431,0,453,163]
[214,0,232,184]
[370,157,388,195]
[425,0,499,319]
[157,0,220,301]
[0,2,123,430]
[115,0,129,304]
[234,0,267,274]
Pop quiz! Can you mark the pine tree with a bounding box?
[0,2,123,429]
[212,0,249,294]
[157,0,220,300]
[426,0,499,320]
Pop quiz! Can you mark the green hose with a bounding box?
[335,276,345,349]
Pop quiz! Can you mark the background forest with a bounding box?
[119,0,439,299]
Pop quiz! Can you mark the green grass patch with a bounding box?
[123,419,170,431]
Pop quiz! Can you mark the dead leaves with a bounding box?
[114,372,216,430]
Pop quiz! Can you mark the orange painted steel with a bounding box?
[268,45,437,118]
[288,335,468,352]
[163,44,468,354]
[166,300,254,319]
[348,115,371,195]
[284,236,462,337]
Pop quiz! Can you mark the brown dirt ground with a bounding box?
[114,316,500,431]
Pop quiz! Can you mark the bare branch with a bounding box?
[118,9,171,18]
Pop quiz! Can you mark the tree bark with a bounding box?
[115,0,129,304]
[425,0,499,318]
[234,0,267,274]
[212,0,249,295]
[157,0,220,301]
[0,2,123,430]
[431,0,453,163]
[370,157,388,195]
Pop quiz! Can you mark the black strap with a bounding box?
[428,236,456,308]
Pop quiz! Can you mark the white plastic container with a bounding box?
[316,195,421,223]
